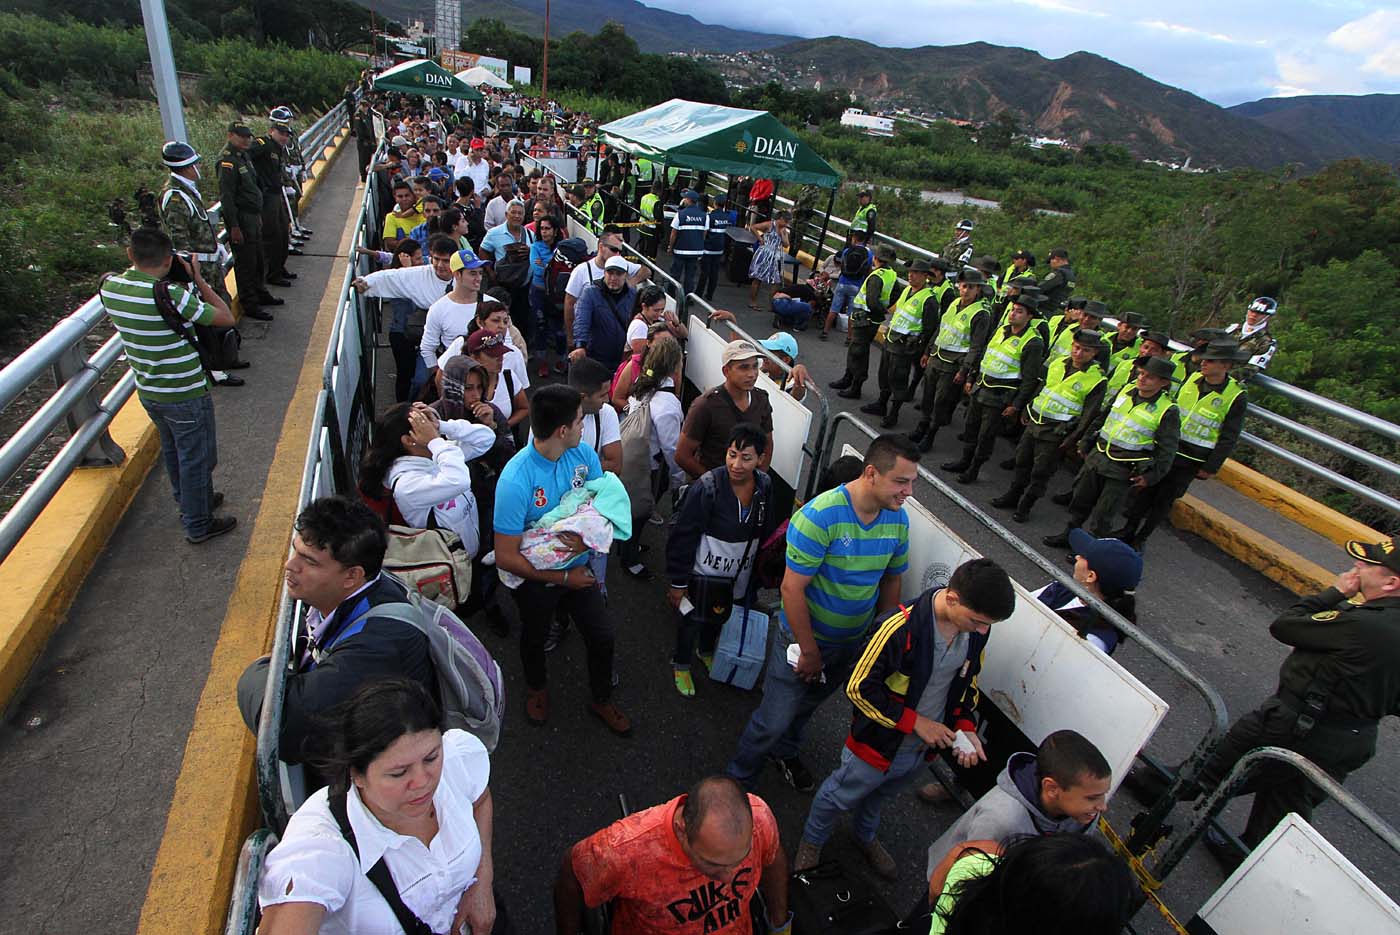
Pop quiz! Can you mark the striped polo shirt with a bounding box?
[100,269,214,403]
[785,485,909,644]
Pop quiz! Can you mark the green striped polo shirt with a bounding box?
[100,269,214,403]
[785,485,910,643]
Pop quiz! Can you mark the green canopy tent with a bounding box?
[372,58,485,101]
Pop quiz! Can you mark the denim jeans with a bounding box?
[725,623,866,786]
[803,742,927,846]
[530,284,566,358]
[142,393,218,539]
[670,256,700,297]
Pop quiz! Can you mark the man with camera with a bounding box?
[99,227,238,543]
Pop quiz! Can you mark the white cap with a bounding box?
[603,255,630,272]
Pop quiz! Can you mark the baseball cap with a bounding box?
[1345,536,1400,573]
[760,332,799,361]
[391,134,409,147]
[603,255,630,272]
[469,137,486,150]
[721,340,763,366]
[714,193,727,204]
[450,249,488,272]
[1069,528,1143,598]
[465,329,509,358]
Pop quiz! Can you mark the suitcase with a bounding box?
[790,861,900,935]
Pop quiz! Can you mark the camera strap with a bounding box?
[151,279,212,376]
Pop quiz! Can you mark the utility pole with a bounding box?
[541,0,550,99]
[139,0,188,143]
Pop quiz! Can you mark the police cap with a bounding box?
[874,243,897,263]
[1199,338,1243,361]
[227,122,253,137]
[1140,356,1175,380]
[1141,330,1173,349]
[1066,296,1088,310]
[1073,329,1105,348]
[1081,300,1108,320]
[1346,536,1400,573]
[957,266,986,286]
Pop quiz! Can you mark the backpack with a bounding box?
[362,589,505,752]
[148,277,244,372]
[547,237,591,308]
[617,393,657,519]
[493,237,534,289]
[841,246,870,279]
[383,524,474,609]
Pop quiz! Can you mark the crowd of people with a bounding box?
[99,80,1400,935]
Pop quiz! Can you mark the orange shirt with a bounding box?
[572,794,780,935]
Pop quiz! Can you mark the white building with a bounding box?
[840,108,895,137]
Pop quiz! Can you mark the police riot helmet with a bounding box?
[1247,296,1277,316]
[269,105,296,125]
[161,140,200,169]
[956,218,975,231]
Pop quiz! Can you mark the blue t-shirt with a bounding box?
[479,223,534,262]
[529,239,555,289]
[494,441,603,569]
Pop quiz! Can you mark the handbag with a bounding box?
[383,523,474,609]
[494,238,533,288]
[790,861,901,935]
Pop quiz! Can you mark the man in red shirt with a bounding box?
[554,776,791,934]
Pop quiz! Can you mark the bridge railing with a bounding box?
[0,100,352,569]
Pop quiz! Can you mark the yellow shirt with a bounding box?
[383,207,426,242]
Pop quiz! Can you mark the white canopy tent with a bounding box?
[455,66,510,90]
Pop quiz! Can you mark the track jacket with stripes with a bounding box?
[844,588,989,771]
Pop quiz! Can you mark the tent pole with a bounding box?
[813,186,836,280]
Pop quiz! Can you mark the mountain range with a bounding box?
[360,0,1398,169]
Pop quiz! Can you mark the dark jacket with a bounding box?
[845,588,988,771]
[1270,588,1400,724]
[575,282,637,371]
[666,467,779,605]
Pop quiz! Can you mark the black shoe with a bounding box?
[768,754,816,793]
[837,385,862,400]
[1050,491,1072,506]
[226,360,252,370]
[909,425,929,444]
[275,270,298,280]
[1203,826,1246,872]
[879,409,901,428]
[999,457,1016,471]
[990,491,1020,509]
[187,515,237,544]
[1042,531,1071,548]
[243,308,274,321]
[297,227,314,237]
[259,294,286,306]
[828,375,851,390]
[940,459,970,473]
[216,374,245,387]
[859,399,885,416]
[266,276,294,288]
[1012,509,1030,523]
[286,246,305,257]
[917,435,934,454]
[956,466,980,485]
[211,492,224,511]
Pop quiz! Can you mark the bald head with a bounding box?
[673,777,754,880]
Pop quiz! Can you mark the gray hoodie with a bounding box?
[925,751,1096,876]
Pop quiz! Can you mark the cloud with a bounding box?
[1327,9,1400,77]
[1135,19,1266,47]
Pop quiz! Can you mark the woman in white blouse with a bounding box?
[618,335,685,580]
[258,678,500,934]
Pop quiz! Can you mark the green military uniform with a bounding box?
[941,234,974,267]
[866,273,941,426]
[834,262,899,398]
[354,107,377,177]
[159,175,223,288]
[943,309,1046,483]
[248,132,291,282]
[911,277,992,453]
[994,334,1107,521]
[281,125,307,227]
[1038,258,1076,310]
[1233,320,1277,383]
[1188,538,1400,847]
[1053,358,1180,539]
[217,133,267,312]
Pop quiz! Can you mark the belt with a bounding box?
[1277,693,1378,731]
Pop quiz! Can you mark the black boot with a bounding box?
[940,450,972,473]
[990,488,1022,509]
[957,459,984,485]
[917,428,937,454]
[909,422,930,444]
[1013,491,1037,523]
[880,402,901,428]
[1108,524,1138,543]
[837,381,863,400]
[1042,529,1072,548]
[999,457,1017,471]
[860,394,888,416]
[829,374,852,390]
[1050,490,1073,506]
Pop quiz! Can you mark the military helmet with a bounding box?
[1248,296,1277,316]
[161,140,200,169]
[269,105,296,125]
[955,218,975,231]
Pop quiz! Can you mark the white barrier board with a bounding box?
[689,314,812,487]
[840,444,1167,790]
[1193,814,1400,934]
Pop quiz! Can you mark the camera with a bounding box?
[165,250,195,284]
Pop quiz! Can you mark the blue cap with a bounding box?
[681,188,700,201]
[1068,528,1142,597]
[760,331,799,361]
[450,249,489,272]
[713,193,727,204]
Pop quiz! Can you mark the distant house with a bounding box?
[841,108,895,137]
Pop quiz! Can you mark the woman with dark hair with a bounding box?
[617,336,685,580]
[257,678,504,935]
[528,214,565,378]
[747,211,791,310]
[925,833,1135,935]
[431,356,515,472]
[429,206,473,254]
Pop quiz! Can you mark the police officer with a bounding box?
[941,291,1045,484]
[1106,310,1146,367]
[1113,338,1247,548]
[1038,248,1076,309]
[270,105,312,246]
[1001,248,1034,297]
[667,188,708,297]
[850,189,877,241]
[941,218,975,267]
[1183,536,1400,852]
[992,328,1107,522]
[909,264,991,453]
[354,101,377,177]
[1102,329,1184,400]
[1173,327,1231,381]
[861,258,942,428]
[217,123,280,316]
[698,192,736,302]
[1045,354,1179,543]
[1045,298,1106,365]
[638,178,664,260]
[1228,296,1279,383]
[828,243,899,400]
[248,120,294,288]
[581,177,606,233]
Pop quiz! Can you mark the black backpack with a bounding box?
[842,246,870,279]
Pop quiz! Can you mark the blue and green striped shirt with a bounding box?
[100,269,215,403]
[785,485,909,644]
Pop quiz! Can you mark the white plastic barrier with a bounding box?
[690,314,812,488]
[1189,814,1400,934]
[841,444,1168,791]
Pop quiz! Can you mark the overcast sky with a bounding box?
[642,0,1400,106]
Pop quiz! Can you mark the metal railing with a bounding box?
[0,100,352,570]
[222,829,277,935]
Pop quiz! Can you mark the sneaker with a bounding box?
[525,688,549,725]
[915,781,951,804]
[544,614,569,653]
[588,700,633,737]
[187,515,237,544]
[768,754,816,793]
[856,837,899,880]
[695,651,715,672]
[793,838,823,872]
[673,666,695,697]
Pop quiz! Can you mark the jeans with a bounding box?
[142,393,218,539]
[803,742,927,846]
[529,284,566,358]
[726,625,866,786]
[513,576,614,702]
[698,254,722,300]
[670,255,700,296]
[674,608,723,666]
[830,280,860,317]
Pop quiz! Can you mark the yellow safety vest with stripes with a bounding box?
[1096,387,1174,461]
[1174,372,1243,458]
[851,267,899,323]
[933,298,986,359]
[1029,357,1106,424]
[889,285,934,335]
[978,324,1036,386]
[852,203,876,233]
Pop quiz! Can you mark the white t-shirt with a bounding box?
[460,156,491,196]
[565,258,641,301]
[626,316,649,346]
[527,404,620,456]
[630,380,685,487]
[420,296,479,369]
[258,730,490,935]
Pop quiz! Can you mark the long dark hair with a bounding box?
[315,678,443,796]
[359,402,414,498]
[940,835,1135,935]
[390,239,421,269]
